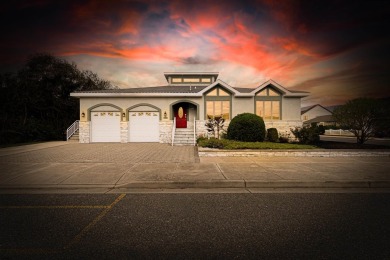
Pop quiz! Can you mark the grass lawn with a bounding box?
[198,138,390,150]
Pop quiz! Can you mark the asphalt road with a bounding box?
[1,193,389,259]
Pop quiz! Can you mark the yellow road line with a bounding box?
[0,194,126,254]
[64,193,126,249]
[0,205,109,209]
[0,205,110,209]
[0,247,58,254]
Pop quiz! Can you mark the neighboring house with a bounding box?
[70,72,309,144]
[301,104,334,126]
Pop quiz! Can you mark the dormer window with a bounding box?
[164,72,218,85]
[183,78,200,83]
[172,78,182,83]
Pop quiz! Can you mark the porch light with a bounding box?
[81,112,85,118]
[164,111,168,119]
[122,112,126,118]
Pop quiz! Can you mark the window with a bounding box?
[205,87,231,120]
[172,78,182,83]
[255,87,281,120]
[206,101,230,120]
[256,89,267,96]
[183,78,200,83]
[206,88,230,96]
[256,88,281,96]
[256,101,280,120]
[206,89,218,96]
[201,78,211,83]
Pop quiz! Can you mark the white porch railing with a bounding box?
[324,129,355,136]
[193,118,196,146]
[66,120,79,141]
[171,117,176,146]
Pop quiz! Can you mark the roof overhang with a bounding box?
[70,92,204,98]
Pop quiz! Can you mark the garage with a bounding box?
[91,111,121,142]
[129,111,159,142]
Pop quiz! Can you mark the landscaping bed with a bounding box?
[197,138,316,149]
[198,138,390,150]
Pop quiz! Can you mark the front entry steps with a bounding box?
[173,128,195,146]
[68,130,79,142]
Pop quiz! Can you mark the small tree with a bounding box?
[333,98,380,144]
[205,117,225,139]
[290,125,320,144]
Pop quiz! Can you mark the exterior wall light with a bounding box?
[81,112,85,118]
[122,112,126,118]
[164,111,168,119]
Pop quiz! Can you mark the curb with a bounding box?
[116,180,245,189]
[198,148,390,157]
[2,180,390,191]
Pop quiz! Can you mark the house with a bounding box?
[70,72,309,144]
[301,104,334,126]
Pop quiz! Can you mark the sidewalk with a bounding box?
[0,142,389,193]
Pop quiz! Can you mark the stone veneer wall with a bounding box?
[195,120,302,140]
[120,122,128,143]
[264,120,302,140]
[160,121,173,143]
[195,120,208,138]
[78,119,303,144]
[79,121,90,143]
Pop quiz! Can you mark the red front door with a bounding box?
[175,106,187,128]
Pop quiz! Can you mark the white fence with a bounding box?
[324,129,355,136]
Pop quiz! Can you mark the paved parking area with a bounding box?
[0,142,197,164]
[0,142,389,191]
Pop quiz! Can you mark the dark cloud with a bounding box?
[181,56,216,65]
[0,0,389,105]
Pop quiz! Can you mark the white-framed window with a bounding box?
[205,87,231,120]
[255,87,281,120]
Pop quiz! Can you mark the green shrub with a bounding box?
[290,125,320,144]
[226,113,266,142]
[279,136,289,143]
[267,128,279,142]
[318,125,325,135]
[197,138,225,148]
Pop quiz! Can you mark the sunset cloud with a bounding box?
[0,0,388,106]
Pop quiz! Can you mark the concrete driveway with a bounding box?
[0,142,389,192]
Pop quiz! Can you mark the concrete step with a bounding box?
[68,130,79,141]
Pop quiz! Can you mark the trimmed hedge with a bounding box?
[226,113,266,142]
[267,128,279,142]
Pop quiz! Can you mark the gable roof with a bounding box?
[70,78,309,98]
[301,104,333,115]
[303,115,334,124]
[250,79,309,97]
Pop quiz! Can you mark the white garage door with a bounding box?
[129,112,159,142]
[91,112,121,142]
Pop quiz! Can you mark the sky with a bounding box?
[1,0,389,106]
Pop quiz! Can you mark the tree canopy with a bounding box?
[333,97,390,144]
[0,53,114,144]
